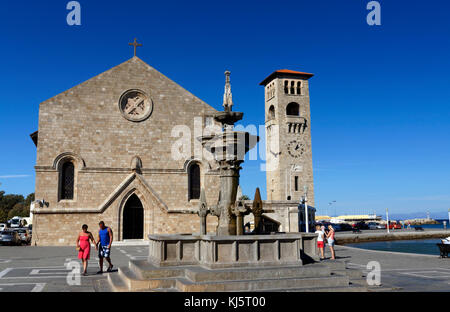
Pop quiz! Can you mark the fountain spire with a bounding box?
[223,71,233,111]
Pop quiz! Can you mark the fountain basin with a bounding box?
[199,131,259,161]
[148,233,319,269]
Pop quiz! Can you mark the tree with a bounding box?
[0,190,34,222]
[24,193,35,208]
[0,209,8,223]
[8,202,27,219]
[0,194,25,212]
[240,195,250,200]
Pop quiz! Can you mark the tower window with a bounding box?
[60,161,74,200]
[188,163,201,200]
[290,81,295,94]
[286,102,300,116]
[295,176,299,191]
[268,105,275,120]
[284,81,289,94]
[297,82,302,95]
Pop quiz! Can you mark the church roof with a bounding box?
[40,56,217,113]
[259,69,314,86]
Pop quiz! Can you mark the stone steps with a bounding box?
[108,258,369,292]
[180,264,332,283]
[119,266,177,291]
[175,275,350,292]
[260,285,369,292]
[129,260,186,279]
[107,272,129,292]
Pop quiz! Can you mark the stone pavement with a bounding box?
[1,244,449,292]
[333,245,450,291]
[0,245,148,292]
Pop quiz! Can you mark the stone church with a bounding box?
[30,53,315,246]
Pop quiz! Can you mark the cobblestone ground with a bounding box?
[333,245,450,291]
[0,244,148,292]
[0,243,449,292]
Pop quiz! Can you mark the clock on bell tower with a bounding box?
[260,69,315,206]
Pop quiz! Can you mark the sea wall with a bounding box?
[336,230,450,244]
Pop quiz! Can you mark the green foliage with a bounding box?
[0,190,33,223]
[0,209,8,223]
[240,195,250,200]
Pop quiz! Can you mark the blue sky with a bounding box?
[0,0,449,219]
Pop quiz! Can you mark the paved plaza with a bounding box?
[0,244,148,292]
[0,244,448,292]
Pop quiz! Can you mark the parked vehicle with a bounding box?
[0,230,21,246]
[16,228,31,245]
[338,223,353,232]
[9,216,24,228]
[385,222,402,230]
[367,222,379,230]
[353,222,369,230]
[0,223,7,231]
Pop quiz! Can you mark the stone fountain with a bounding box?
[146,72,319,269]
[198,71,259,236]
[108,72,367,292]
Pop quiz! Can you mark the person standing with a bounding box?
[96,221,114,274]
[315,225,325,260]
[76,224,97,276]
[326,224,336,260]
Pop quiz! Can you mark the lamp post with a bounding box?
[329,200,337,218]
[303,186,309,233]
[386,208,390,234]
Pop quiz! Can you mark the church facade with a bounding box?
[30,56,315,246]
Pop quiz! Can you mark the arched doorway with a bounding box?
[123,194,144,240]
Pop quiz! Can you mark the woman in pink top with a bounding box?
[326,225,336,260]
[76,224,97,276]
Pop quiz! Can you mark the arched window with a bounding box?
[297,81,302,95]
[188,163,201,200]
[284,81,289,94]
[268,105,275,120]
[286,102,300,116]
[290,81,295,94]
[60,161,74,200]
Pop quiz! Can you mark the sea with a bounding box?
[347,219,449,256]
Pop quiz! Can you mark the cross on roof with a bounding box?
[129,38,143,57]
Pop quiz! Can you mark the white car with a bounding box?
[9,217,23,228]
[0,223,6,231]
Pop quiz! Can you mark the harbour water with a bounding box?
[348,238,446,256]
[347,219,449,255]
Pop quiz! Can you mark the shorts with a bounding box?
[99,245,111,258]
[317,241,324,248]
[327,238,335,246]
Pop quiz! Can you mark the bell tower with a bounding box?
[260,70,315,206]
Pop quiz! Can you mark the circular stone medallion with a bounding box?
[119,89,153,122]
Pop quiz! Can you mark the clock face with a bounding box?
[287,140,306,158]
[119,89,153,122]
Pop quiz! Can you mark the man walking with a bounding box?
[97,221,113,274]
